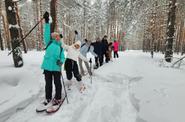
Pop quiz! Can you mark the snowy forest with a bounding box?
[0,0,185,65]
[0,0,185,122]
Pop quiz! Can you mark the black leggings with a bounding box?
[44,70,62,100]
[64,58,82,81]
[114,51,119,58]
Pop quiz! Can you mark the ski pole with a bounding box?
[89,58,92,84]
[8,18,44,56]
[61,72,69,104]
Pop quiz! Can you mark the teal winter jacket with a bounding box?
[41,23,65,71]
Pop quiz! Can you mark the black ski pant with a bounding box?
[64,58,82,81]
[99,55,103,66]
[95,55,103,68]
[44,70,62,100]
[114,51,119,58]
[102,52,109,63]
[105,52,110,63]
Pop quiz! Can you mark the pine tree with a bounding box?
[50,0,57,33]
[0,27,3,50]
[0,0,4,50]
[165,0,177,62]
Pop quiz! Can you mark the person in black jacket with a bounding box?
[91,37,104,69]
[101,35,109,63]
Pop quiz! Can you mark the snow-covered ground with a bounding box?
[0,50,185,122]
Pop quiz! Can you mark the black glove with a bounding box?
[89,58,92,63]
[56,59,63,66]
[74,30,78,35]
[43,11,49,23]
[60,34,63,38]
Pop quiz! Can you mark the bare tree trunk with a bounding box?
[178,18,184,53]
[33,0,42,50]
[0,0,3,50]
[39,0,43,50]
[165,0,177,62]
[1,14,11,50]
[83,0,86,38]
[15,2,27,53]
[5,0,23,67]
[182,27,185,55]
[175,25,180,53]
[50,0,57,33]
[68,13,72,44]
[1,2,11,50]
[0,27,3,50]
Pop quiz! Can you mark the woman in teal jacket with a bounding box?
[41,25,65,71]
[37,12,65,112]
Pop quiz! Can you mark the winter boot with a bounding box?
[36,99,52,112]
[46,98,64,113]
[77,82,86,93]
[67,80,73,90]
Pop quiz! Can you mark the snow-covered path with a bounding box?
[1,50,185,122]
[5,62,138,122]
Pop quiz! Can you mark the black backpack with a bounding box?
[45,41,63,52]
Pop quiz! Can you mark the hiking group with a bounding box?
[36,11,120,113]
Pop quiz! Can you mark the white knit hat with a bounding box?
[74,41,81,46]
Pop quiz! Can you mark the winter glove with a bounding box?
[74,30,78,35]
[43,11,49,23]
[60,34,63,38]
[56,60,63,66]
[89,58,92,63]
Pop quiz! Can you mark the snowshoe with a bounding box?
[81,72,88,76]
[36,99,52,113]
[66,80,73,90]
[46,98,65,114]
[93,65,98,69]
[78,83,86,93]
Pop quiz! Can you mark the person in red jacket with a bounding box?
[113,40,119,58]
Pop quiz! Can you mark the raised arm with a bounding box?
[89,45,97,57]
[74,30,82,43]
[79,53,89,62]
[60,40,69,50]
[43,11,50,45]
[43,23,51,45]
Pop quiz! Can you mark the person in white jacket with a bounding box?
[61,40,89,91]
[74,30,97,76]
